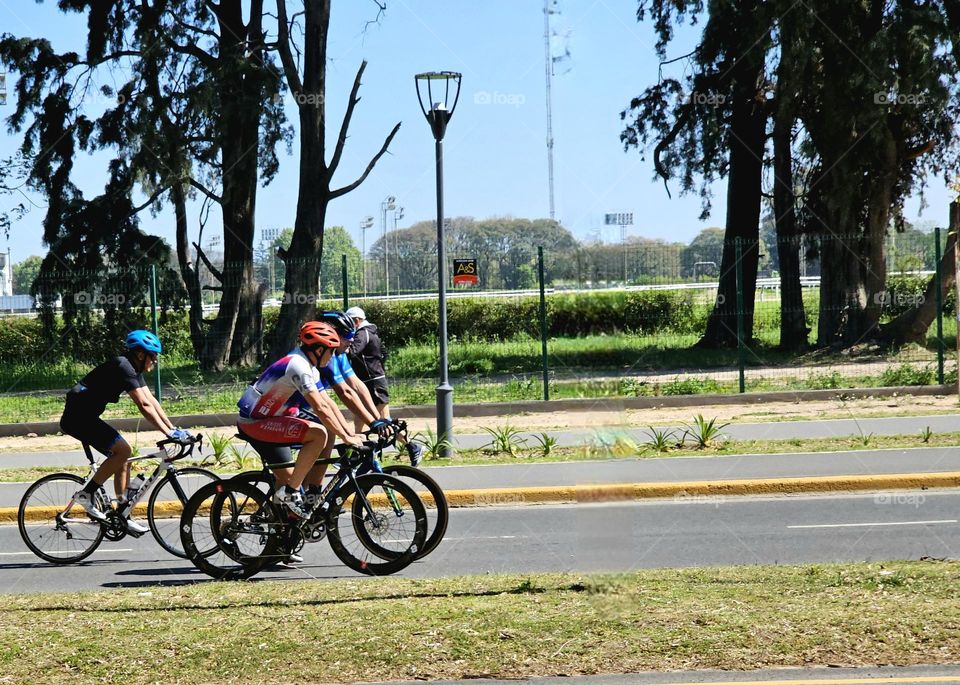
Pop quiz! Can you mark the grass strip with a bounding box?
[0,562,957,684]
[4,431,960,482]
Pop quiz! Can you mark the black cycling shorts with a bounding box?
[60,411,123,457]
[364,377,390,406]
[236,426,297,469]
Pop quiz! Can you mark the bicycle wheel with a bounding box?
[326,473,427,575]
[147,467,219,559]
[179,479,281,580]
[18,473,106,564]
[380,464,448,559]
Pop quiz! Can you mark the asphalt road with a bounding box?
[372,664,960,685]
[2,490,957,594]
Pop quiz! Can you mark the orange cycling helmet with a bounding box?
[299,321,340,351]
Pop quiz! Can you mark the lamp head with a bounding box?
[415,71,462,141]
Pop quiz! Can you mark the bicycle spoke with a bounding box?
[149,468,218,559]
[18,474,105,564]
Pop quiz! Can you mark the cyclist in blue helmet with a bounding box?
[59,329,190,533]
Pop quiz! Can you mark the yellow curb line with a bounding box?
[5,471,960,523]
[444,471,960,507]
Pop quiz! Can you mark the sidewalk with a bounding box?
[3,413,959,469]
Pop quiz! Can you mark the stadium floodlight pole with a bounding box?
[360,215,375,296]
[415,70,462,458]
[381,196,396,297]
[393,206,404,293]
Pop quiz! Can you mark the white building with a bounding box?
[0,251,11,297]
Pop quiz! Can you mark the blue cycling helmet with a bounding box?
[321,310,356,340]
[125,329,162,354]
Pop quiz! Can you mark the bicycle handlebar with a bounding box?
[155,433,204,461]
[362,419,408,452]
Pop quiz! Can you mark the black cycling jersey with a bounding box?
[66,355,146,417]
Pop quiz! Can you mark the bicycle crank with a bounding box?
[101,511,129,542]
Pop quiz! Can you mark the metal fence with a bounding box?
[0,228,952,424]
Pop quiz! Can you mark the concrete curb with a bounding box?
[7,471,960,523]
[1,384,955,438]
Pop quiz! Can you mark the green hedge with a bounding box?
[0,291,700,365]
[884,274,956,319]
[0,313,195,365]
[353,290,699,348]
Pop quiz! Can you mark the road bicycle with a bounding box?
[233,419,449,559]
[179,438,428,580]
[18,435,212,563]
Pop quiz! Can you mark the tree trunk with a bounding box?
[196,0,265,371]
[882,202,960,344]
[268,1,331,360]
[697,63,766,348]
[172,183,205,358]
[772,53,808,351]
[816,175,867,347]
[861,128,897,334]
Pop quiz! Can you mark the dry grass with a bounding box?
[0,561,958,684]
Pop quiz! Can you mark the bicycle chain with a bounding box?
[101,511,128,542]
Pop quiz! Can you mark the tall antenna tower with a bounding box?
[543,0,556,221]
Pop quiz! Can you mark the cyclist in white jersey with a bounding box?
[237,321,362,517]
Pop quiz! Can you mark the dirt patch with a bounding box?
[3,393,956,453]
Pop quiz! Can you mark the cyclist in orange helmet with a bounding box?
[237,321,363,518]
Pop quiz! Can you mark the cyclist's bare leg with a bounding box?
[88,438,132,498]
[271,466,294,488]
[286,425,328,491]
[304,431,336,488]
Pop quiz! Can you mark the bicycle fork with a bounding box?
[350,460,405,522]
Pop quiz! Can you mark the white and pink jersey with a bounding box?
[237,349,321,419]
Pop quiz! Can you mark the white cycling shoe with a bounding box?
[124,517,150,535]
[72,490,107,522]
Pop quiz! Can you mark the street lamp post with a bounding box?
[360,215,374,296]
[381,196,396,297]
[416,70,461,458]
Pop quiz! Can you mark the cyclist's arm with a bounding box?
[330,380,378,427]
[128,386,175,436]
[345,374,380,421]
[303,389,360,443]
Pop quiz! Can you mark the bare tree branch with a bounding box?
[169,13,221,42]
[330,121,401,199]
[129,185,171,215]
[160,33,217,69]
[653,108,692,199]
[274,0,304,97]
[188,177,223,204]
[364,1,387,33]
[329,61,367,177]
[193,241,224,283]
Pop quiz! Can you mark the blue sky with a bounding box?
[0,0,954,264]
